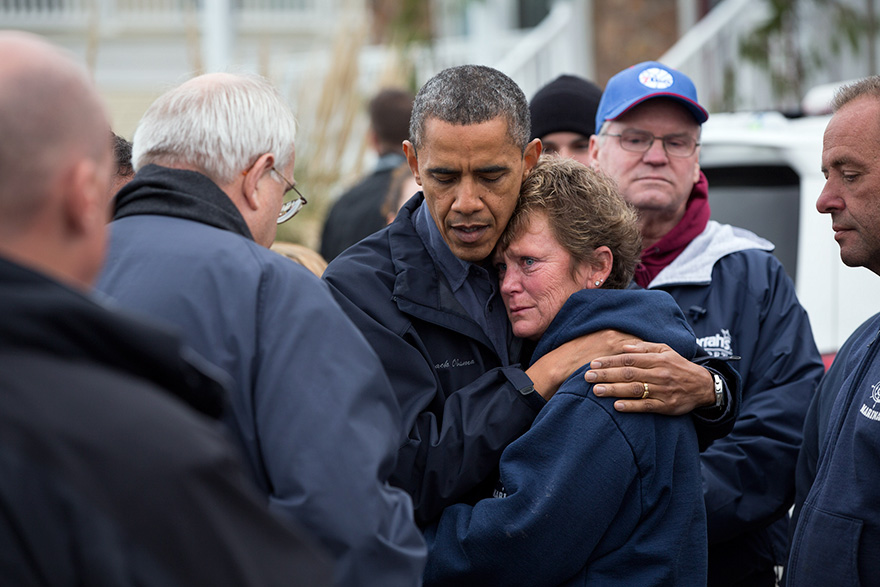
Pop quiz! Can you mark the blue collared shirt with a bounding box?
[413,201,512,364]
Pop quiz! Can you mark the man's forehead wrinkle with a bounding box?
[825,149,861,169]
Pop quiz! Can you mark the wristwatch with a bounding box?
[712,373,725,408]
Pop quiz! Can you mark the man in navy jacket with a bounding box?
[785,76,880,586]
[587,62,824,586]
[97,73,425,587]
[324,65,740,526]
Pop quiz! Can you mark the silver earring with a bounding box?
[594,280,602,287]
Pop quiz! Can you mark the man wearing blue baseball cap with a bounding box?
[586,61,824,587]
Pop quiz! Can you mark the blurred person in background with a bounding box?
[271,240,328,276]
[381,161,421,224]
[321,87,414,261]
[529,74,602,164]
[109,132,134,197]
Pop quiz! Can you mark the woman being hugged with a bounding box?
[424,157,707,586]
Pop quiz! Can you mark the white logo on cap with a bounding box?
[638,67,674,89]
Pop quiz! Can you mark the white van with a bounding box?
[699,111,880,365]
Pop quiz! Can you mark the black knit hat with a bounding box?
[529,75,603,141]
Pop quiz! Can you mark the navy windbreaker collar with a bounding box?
[388,195,507,355]
[113,164,254,241]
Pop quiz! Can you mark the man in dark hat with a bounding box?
[529,74,602,163]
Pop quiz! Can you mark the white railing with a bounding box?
[662,0,880,113]
[0,0,338,32]
[405,0,590,100]
[493,0,590,99]
[660,0,773,112]
[1,0,585,98]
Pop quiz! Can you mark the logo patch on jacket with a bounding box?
[696,329,734,358]
[859,381,880,422]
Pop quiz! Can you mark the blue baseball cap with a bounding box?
[595,61,709,132]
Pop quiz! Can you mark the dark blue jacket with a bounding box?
[97,165,425,587]
[790,315,872,542]
[324,195,542,525]
[423,288,707,586]
[786,313,880,586]
[324,195,737,525]
[648,221,824,583]
[0,256,334,586]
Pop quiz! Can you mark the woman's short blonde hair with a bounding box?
[499,156,642,289]
[270,242,328,277]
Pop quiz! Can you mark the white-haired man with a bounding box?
[97,73,425,587]
[0,32,333,585]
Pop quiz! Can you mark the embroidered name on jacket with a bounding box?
[696,329,734,358]
[859,381,880,422]
[434,358,477,370]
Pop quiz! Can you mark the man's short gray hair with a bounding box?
[831,76,880,112]
[133,73,296,185]
[409,65,531,152]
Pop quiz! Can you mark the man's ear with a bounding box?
[241,153,275,211]
[402,140,421,185]
[587,134,601,170]
[522,138,542,178]
[62,158,106,236]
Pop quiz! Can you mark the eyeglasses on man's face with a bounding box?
[601,129,700,158]
[271,167,307,224]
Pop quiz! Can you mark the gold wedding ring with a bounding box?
[641,382,650,400]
